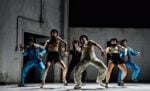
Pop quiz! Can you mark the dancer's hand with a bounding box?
[46,40,49,43]
[138,52,142,60]
[19,44,24,51]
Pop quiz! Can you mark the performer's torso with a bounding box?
[70,50,81,64]
[109,46,119,54]
[82,41,96,60]
[47,39,60,52]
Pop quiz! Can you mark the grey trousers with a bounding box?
[74,57,107,85]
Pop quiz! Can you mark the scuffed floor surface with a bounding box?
[0,83,150,91]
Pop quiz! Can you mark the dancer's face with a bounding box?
[73,42,79,47]
[29,41,34,47]
[110,40,117,47]
[111,40,116,44]
[122,41,127,47]
[51,31,58,37]
[81,37,87,44]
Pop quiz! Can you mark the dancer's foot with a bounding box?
[74,84,81,89]
[132,79,138,82]
[118,80,124,86]
[105,83,108,88]
[120,81,124,86]
[117,82,121,86]
[18,83,25,87]
[64,81,68,86]
[40,80,45,88]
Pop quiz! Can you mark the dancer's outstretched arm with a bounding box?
[89,40,104,52]
[117,45,128,56]
[57,36,68,51]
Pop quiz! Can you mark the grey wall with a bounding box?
[69,27,150,82]
[0,0,67,83]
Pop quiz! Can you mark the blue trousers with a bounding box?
[20,60,45,85]
[118,60,140,82]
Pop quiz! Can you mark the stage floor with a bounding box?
[0,83,150,91]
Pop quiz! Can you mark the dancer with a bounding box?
[74,35,107,89]
[105,38,127,88]
[118,39,141,85]
[65,40,87,84]
[18,37,46,87]
[40,29,68,88]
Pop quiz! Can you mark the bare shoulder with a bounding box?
[56,36,61,41]
[88,40,95,42]
[105,47,110,53]
[89,40,96,44]
[88,40,97,46]
[56,36,61,39]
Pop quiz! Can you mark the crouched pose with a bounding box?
[74,35,107,89]
[118,39,141,85]
[18,37,46,87]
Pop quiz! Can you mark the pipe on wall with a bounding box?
[15,0,44,51]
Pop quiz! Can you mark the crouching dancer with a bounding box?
[74,35,107,89]
[18,37,46,87]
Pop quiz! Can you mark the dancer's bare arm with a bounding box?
[117,45,126,49]
[33,43,46,57]
[33,43,45,49]
[57,37,67,51]
[43,40,49,48]
[105,47,110,54]
[89,40,106,57]
[89,40,104,51]
[117,45,127,56]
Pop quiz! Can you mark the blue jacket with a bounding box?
[120,47,138,61]
[23,46,46,61]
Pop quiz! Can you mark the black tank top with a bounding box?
[70,50,81,64]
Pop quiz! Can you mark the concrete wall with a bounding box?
[0,0,66,83]
[69,27,150,82]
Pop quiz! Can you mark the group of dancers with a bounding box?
[18,29,141,89]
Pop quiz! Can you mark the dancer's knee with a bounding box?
[135,66,140,72]
[122,69,127,76]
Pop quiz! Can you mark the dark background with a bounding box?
[69,0,150,28]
